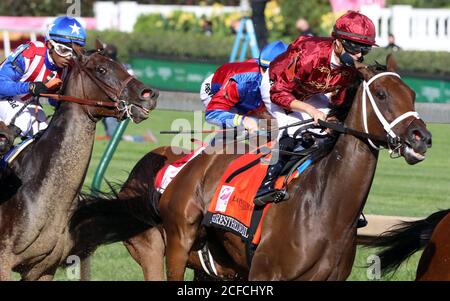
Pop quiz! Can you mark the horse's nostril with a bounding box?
[141,89,151,99]
[140,89,159,101]
[412,130,422,142]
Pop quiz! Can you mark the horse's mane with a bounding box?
[85,49,103,56]
[328,62,387,122]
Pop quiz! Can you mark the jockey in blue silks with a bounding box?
[0,16,86,141]
[200,41,288,132]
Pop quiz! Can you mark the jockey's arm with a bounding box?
[269,60,326,124]
[289,99,326,124]
[205,80,249,128]
[0,55,30,98]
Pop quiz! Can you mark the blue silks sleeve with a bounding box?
[0,54,30,98]
[205,109,243,128]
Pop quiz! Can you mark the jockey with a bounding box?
[255,11,377,218]
[201,41,288,132]
[0,16,86,143]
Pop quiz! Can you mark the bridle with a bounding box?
[361,72,420,157]
[41,52,147,122]
[309,72,421,158]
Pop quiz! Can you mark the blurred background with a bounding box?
[1,0,449,281]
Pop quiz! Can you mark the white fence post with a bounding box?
[118,1,139,33]
[94,1,119,31]
[391,5,413,50]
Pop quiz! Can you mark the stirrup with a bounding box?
[254,189,289,206]
[357,213,368,228]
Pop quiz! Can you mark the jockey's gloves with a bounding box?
[28,82,50,97]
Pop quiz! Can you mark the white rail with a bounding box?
[361,5,450,51]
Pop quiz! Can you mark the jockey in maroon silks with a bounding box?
[256,11,377,227]
[200,41,288,132]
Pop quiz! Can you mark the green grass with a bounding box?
[21,109,450,280]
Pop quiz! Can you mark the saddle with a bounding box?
[202,135,335,243]
[0,136,35,170]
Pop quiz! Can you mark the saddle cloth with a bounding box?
[154,146,205,193]
[202,151,313,245]
[0,137,34,169]
[202,151,270,245]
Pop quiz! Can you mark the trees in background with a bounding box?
[0,0,95,16]
[278,0,331,38]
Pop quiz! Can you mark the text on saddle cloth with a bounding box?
[202,151,314,245]
[202,151,271,245]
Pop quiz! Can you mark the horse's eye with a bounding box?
[376,90,386,99]
[96,67,107,75]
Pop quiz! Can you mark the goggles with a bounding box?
[49,40,74,58]
[341,39,372,56]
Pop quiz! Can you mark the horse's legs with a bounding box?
[20,265,57,281]
[165,218,198,281]
[0,252,12,281]
[164,199,202,281]
[124,227,166,281]
[0,266,11,281]
[35,273,55,281]
[165,234,192,281]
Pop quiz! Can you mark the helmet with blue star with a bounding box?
[46,16,86,47]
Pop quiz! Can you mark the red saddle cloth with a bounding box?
[202,150,273,245]
[154,145,206,193]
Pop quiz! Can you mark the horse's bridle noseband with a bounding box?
[361,72,420,157]
[41,52,146,122]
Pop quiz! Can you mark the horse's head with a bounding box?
[68,43,158,123]
[354,55,432,165]
[0,121,16,156]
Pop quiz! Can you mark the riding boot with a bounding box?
[8,124,21,141]
[254,135,295,206]
[357,213,368,228]
[1,124,21,154]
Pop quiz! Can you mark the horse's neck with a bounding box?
[14,81,96,213]
[323,90,380,216]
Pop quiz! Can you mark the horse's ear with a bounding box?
[72,43,84,59]
[386,54,398,72]
[95,39,104,52]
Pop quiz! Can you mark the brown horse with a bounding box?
[0,44,158,281]
[71,56,432,280]
[366,208,450,280]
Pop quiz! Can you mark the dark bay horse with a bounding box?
[367,208,450,280]
[0,121,15,156]
[72,56,432,280]
[0,45,158,281]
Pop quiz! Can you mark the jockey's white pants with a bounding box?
[260,71,330,139]
[199,73,214,109]
[0,98,48,137]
